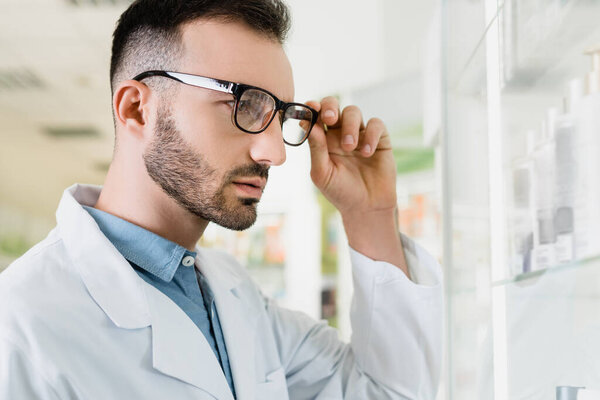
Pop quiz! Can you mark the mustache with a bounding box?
[226,163,269,182]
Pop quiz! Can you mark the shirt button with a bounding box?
[182,256,195,267]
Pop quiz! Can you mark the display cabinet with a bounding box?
[441,0,600,398]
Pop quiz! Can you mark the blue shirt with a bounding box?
[83,206,236,397]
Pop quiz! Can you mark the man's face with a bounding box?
[143,20,294,230]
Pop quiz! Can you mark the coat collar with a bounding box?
[82,205,195,283]
[56,183,152,329]
[56,184,262,399]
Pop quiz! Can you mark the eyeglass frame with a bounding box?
[131,70,319,146]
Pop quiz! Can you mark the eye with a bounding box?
[237,99,251,112]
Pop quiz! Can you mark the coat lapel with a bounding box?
[143,282,234,400]
[197,249,262,400]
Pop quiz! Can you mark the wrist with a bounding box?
[341,207,410,277]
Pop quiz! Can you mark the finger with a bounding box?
[305,100,331,185]
[319,96,341,128]
[340,105,364,152]
[305,99,322,116]
[303,100,323,134]
[359,117,387,157]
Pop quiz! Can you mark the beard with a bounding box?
[143,105,269,231]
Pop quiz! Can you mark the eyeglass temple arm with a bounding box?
[132,71,235,95]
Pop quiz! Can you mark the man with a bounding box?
[0,0,443,399]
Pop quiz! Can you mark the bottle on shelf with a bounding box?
[533,110,558,271]
[553,79,583,264]
[510,130,536,275]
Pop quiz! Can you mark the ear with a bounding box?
[113,80,153,138]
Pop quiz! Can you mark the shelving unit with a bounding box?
[441,0,600,398]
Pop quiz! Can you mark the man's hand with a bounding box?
[305,96,409,276]
[305,96,397,216]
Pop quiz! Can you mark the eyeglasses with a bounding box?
[132,70,319,146]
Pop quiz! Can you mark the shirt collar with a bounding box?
[83,205,196,282]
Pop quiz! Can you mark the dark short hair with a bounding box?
[110,0,291,95]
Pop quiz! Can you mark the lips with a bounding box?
[232,182,263,199]
[232,178,266,191]
[231,176,266,199]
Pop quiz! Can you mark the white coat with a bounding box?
[0,184,443,399]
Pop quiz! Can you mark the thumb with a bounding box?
[305,100,332,187]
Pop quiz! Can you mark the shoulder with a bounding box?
[0,228,87,343]
[0,228,66,292]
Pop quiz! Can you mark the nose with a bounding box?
[248,116,286,166]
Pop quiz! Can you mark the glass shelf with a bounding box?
[492,254,600,287]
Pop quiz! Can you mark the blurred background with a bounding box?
[1,0,600,398]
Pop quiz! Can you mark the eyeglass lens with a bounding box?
[236,88,313,145]
[282,105,313,145]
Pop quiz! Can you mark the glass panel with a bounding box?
[446,0,494,87]
[444,9,494,399]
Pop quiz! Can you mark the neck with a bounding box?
[94,158,209,252]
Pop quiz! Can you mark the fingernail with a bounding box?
[343,135,354,145]
[363,144,371,154]
[323,110,335,119]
